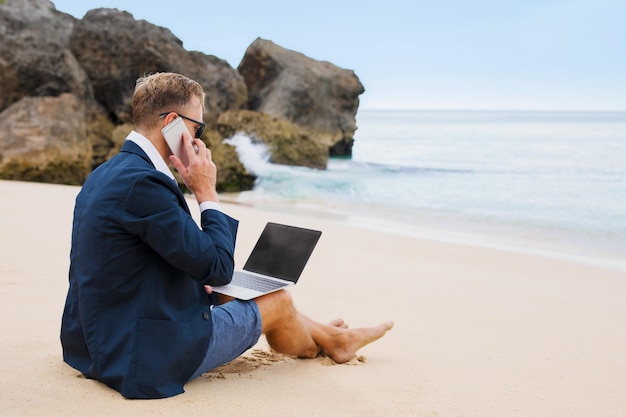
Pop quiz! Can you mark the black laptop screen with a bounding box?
[243,222,322,282]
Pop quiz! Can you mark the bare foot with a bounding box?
[326,321,394,364]
[316,319,350,358]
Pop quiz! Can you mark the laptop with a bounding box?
[212,222,322,300]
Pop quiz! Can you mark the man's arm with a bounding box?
[122,171,237,284]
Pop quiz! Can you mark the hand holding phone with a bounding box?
[162,117,194,166]
[164,118,219,203]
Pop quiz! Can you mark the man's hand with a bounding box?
[204,285,213,295]
[169,132,219,204]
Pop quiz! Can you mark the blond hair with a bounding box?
[133,72,205,130]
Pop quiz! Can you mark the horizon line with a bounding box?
[357,108,626,113]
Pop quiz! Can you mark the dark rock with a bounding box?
[0,94,93,185]
[0,0,92,113]
[89,116,121,169]
[238,38,364,156]
[69,8,247,124]
[108,124,134,162]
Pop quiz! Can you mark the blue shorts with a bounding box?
[189,299,262,381]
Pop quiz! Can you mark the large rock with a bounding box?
[0,94,93,185]
[0,0,92,113]
[238,38,364,156]
[69,8,247,124]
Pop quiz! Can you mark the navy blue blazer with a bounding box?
[61,140,238,399]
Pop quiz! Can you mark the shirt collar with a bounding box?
[126,131,176,182]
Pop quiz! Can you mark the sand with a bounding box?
[1,179,625,416]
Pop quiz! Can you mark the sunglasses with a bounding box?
[159,112,206,138]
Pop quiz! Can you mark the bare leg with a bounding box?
[254,290,393,363]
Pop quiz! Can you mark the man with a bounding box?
[60,72,393,399]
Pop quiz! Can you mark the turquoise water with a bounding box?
[225,110,626,262]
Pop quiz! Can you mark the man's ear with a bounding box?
[162,112,179,126]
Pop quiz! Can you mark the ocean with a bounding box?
[224,110,626,266]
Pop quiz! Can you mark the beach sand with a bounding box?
[1,179,625,416]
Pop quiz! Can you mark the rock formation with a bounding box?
[0,0,364,190]
[69,8,248,124]
[0,0,101,184]
[238,38,364,156]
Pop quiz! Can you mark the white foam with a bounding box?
[223,133,272,176]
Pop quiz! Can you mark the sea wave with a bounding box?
[223,111,626,262]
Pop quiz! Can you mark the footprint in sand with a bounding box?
[316,352,367,366]
[206,349,291,378]
[206,349,367,379]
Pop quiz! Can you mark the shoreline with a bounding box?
[2,179,626,416]
[221,192,626,273]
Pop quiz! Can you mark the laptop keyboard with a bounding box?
[232,271,288,292]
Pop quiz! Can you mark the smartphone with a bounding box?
[161,116,192,166]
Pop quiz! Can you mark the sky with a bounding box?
[52,0,626,111]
